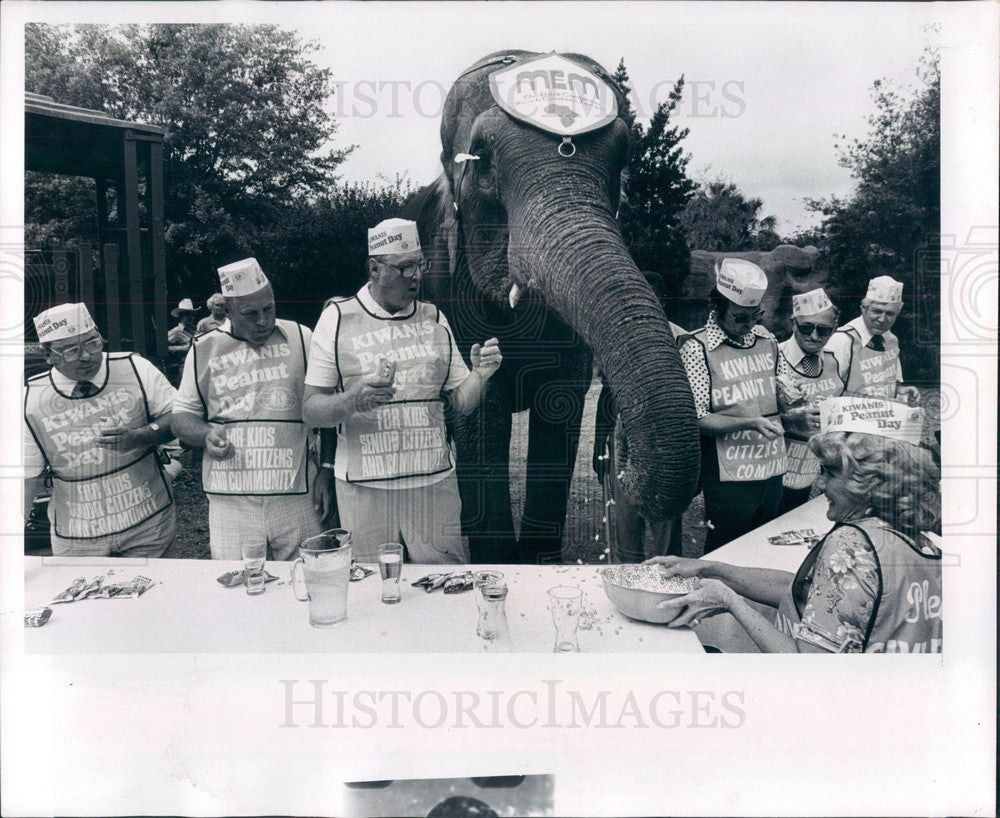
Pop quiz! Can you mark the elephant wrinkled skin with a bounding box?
[406,50,700,563]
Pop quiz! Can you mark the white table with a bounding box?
[708,495,834,571]
[692,495,834,651]
[23,559,704,654]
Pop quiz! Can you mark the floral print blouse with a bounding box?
[791,524,881,652]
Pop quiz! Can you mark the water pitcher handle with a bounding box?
[291,558,309,601]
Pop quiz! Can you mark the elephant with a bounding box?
[672,244,827,337]
[405,50,700,563]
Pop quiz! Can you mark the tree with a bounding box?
[24,173,98,250]
[680,178,782,252]
[25,23,351,297]
[807,35,940,380]
[254,179,415,327]
[613,61,696,291]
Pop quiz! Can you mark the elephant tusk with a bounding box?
[454,153,480,164]
[508,282,523,309]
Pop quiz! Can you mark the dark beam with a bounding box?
[122,132,144,355]
[148,141,169,363]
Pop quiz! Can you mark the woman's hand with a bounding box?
[656,578,735,628]
[644,555,708,579]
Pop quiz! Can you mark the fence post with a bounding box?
[79,242,95,312]
[51,242,69,304]
[102,243,121,349]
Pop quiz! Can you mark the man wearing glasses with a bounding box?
[23,303,178,556]
[826,275,920,404]
[776,288,846,514]
[678,259,790,552]
[303,218,502,563]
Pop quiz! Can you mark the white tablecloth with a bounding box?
[691,495,835,651]
[23,559,704,654]
[707,495,834,571]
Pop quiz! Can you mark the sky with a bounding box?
[299,2,937,234]
[3,1,937,234]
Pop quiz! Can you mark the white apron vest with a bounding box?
[693,328,787,482]
[24,354,173,540]
[776,517,942,652]
[193,319,310,495]
[331,296,454,483]
[779,342,847,490]
[838,327,899,399]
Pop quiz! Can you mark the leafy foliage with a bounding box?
[254,179,415,327]
[25,23,351,298]
[24,173,98,250]
[612,60,696,286]
[680,179,782,252]
[807,35,940,380]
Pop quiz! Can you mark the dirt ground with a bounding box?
[30,381,940,562]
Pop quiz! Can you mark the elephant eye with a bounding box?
[472,146,492,174]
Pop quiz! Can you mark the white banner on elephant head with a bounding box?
[488,53,619,136]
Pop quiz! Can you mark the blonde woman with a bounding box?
[648,398,941,653]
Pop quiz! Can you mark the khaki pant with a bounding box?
[50,503,175,558]
[208,492,322,560]
[335,472,468,564]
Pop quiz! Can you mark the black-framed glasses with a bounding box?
[795,322,834,339]
[378,259,428,279]
[51,337,105,362]
[729,310,764,326]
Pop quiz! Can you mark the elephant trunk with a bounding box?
[508,173,701,520]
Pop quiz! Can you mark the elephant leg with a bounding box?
[519,389,586,564]
[453,382,518,563]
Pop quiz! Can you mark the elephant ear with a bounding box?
[412,175,460,279]
[436,178,460,278]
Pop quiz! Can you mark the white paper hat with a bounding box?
[820,397,924,446]
[217,258,269,298]
[715,258,768,307]
[368,218,421,256]
[792,287,834,318]
[34,303,96,343]
[865,275,903,303]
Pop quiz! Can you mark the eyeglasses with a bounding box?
[52,337,104,362]
[379,259,428,279]
[795,322,835,339]
[729,310,764,326]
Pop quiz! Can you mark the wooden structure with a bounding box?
[25,93,168,362]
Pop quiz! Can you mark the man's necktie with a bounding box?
[867,335,885,352]
[799,353,821,377]
[72,381,98,398]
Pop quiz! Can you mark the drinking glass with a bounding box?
[473,570,504,637]
[548,585,583,652]
[377,543,403,604]
[240,542,266,596]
